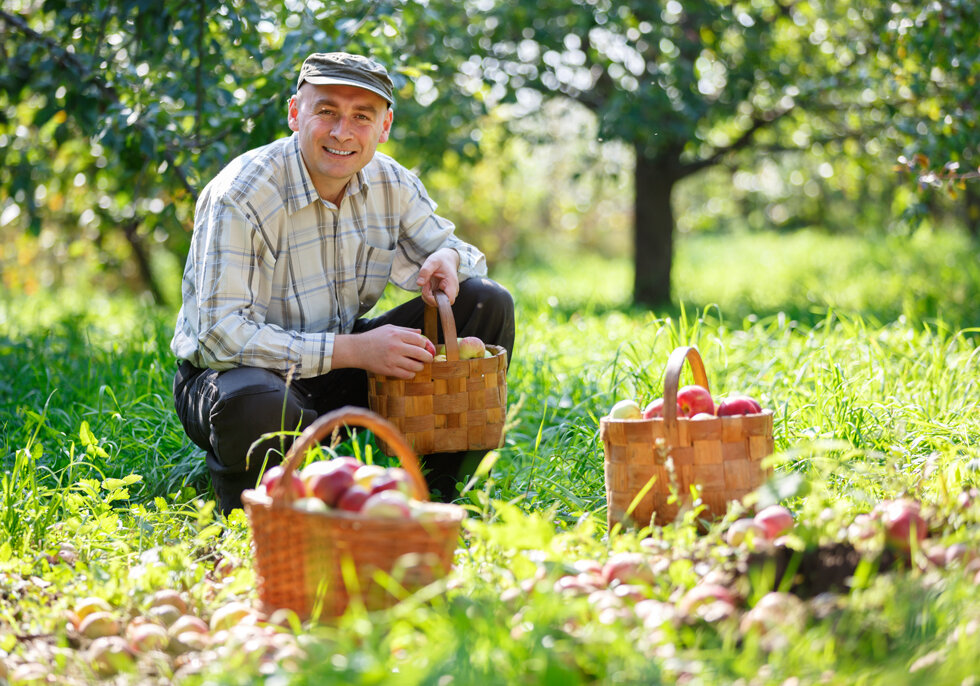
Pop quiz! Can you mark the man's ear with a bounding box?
[287,94,300,132]
[378,108,394,144]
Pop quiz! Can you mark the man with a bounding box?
[171,52,515,514]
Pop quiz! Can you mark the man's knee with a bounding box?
[208,367,312,473]
[460,277,514,315]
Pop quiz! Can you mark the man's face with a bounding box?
[288,83,393,203]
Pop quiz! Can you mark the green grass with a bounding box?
[1,228,979,684]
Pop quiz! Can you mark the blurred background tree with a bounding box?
[1,0,977,308]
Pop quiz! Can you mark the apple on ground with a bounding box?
[260,465,305,498]
[601,552,656,586]
[725,517,767,547]
[336,484,372,512]
[304,464,356,506]
[716,394,762,417]
[369,467,414,496]
[361,490,412,519]
[754,505,795,540]
[608,399,642,419]
[676,385,715,417]
[876,498,927,551]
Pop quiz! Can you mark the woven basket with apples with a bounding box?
[599,346,774,530]
[242,407,465,620]
[367,290,508,455]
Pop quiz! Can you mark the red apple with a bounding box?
[353,464,386,489]
[754,505,794,540]
[260,465,305,498]
[423,338,436,356]
[336,484,371,513]
[305,465,356,506]
[716,394,762,417]
[369,467,414,496]
[690,412,715,420]
[676,385,714,417]
[642,397,683,419]
[725,517,767,547]
[878,498,927,551]
[601,552,656,586]
[360,490,412,519]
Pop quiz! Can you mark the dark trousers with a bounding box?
[173,277,515,514]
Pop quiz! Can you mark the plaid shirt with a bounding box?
[170,134,486,377]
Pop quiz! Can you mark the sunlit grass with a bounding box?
[1,229,979,684]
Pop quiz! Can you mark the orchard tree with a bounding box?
[419,0,893,306]
[0,0,466,302]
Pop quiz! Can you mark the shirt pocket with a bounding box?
[355,242,397,314]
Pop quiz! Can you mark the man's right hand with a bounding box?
[333,325,434,379]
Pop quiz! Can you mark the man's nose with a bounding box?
[330,117,353,140]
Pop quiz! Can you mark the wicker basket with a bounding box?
[599,346,774,530]
[367,290,508,455]
[242,406,465,620]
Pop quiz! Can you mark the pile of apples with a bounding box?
[257,457,453,521]
[428,335,496,362]
[607,384,764,420]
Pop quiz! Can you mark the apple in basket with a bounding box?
[369,467,414,496]
[337,484,372,512]
[642,397,683,419]
[301,462,356,507]
[716,394,762,416]
[361,490,412,519]
[457,336,487,360]
[260,465,305,498]
[608,399,642,419]
[353,464,387,489]
[676,385,715,417]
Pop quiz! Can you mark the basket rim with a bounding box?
[599,407,774,425]
[242,488,467,524]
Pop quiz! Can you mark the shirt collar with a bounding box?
[284,134,371,213]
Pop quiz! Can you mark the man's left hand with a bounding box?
[417,248,460,306]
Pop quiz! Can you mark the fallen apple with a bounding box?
[608,399,642,420]
[725,517,768,547]
[336,484,371,512]
[361,490,412,519]
[601,552,656,586]
[738,591,807,645]
[209,601,254,633]
[754,505,795,540]
[168,614,210,637]
[877,498,927,551]
[88,636,136,677]
[677,583,737,621]
[716,394,762,417]
[74,597,113,624]
[676,385,714,417]
[79,611,120,639]
[147,589,189,615]
[127,622,170,653]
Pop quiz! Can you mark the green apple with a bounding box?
[608,399,642,419]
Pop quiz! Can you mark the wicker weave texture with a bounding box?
[599,346,774,529]
[600,412,773,528]
[368,346,507,454]
[242,407,465,620]
[245,500,461,618]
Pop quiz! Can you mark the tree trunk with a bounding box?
[966,182,980,239]
[122,220,165,305]
[633,147,677,307]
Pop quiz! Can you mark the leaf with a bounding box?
[79,420,97,447]
[753,472,808,509]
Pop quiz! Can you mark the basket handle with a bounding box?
[662,346,711,430]
[423,290,460,361]
[271,406,430,504]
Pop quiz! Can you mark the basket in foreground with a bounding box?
[599,346,774,530]
[242,407,465,620]
[367,290,508,454]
